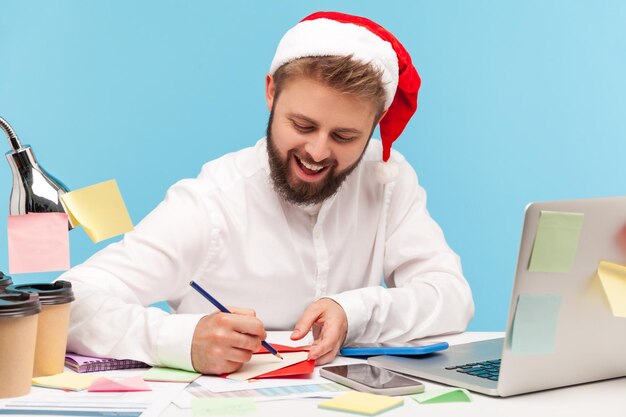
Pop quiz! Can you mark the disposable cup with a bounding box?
[7,281,74,377]
[0,292,41,398]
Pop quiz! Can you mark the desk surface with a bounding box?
[0,332,622,417]
[160,332,626,417]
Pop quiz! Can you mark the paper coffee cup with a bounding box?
[0,292,41,398]
[7,281,74,377]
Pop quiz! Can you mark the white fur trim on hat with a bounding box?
[374,160,399,184]
[270,19,399,109]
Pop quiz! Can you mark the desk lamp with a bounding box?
[1,115,72,227]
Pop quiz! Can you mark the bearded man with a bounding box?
[60,11,474,375]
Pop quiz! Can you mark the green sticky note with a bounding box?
[510,294,561,355]
[411,387,471,404]
[528,211,584,272]
[142,367,200,382]
[192,398,256,416]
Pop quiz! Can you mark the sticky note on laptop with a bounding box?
[318,391,403,416]
[7,213,70,274]
[597,261,626,318]
[528,211,584,272]
[510,294,561,355]
[61,179,134,243]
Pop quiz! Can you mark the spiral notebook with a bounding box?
[65,352,149,373]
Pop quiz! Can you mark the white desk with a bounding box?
[1,332,622,416]
[161,331,626,417]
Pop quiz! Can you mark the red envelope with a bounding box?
[254,359,315,379]
[219,345,315,379]
[218,344,314,379]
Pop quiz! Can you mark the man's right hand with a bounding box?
[191,306,266,375]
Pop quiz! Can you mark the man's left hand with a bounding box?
[291,298,348,365]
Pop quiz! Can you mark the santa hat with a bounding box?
[270,11,421,183]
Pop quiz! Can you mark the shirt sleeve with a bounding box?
[58,178,221,371]
[327,157,475,343]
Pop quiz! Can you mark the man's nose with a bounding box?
[304,133,332,162]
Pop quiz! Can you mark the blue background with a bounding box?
[1,1,625,331]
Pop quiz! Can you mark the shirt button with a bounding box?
[313,230,321,239]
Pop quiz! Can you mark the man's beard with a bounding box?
[266,111,367,206]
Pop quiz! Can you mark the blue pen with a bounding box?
[189,281,283,360]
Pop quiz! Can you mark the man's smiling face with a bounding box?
[266,75,379,205]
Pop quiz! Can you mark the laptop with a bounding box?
[369,196,626,396]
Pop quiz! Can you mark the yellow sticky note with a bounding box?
[597,261,626,318]
[61,179,134,243]
[318,391,403,416]
[32,372,96,391]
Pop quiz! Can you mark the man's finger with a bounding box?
[313,348,339,366]
[228,315,266,339]
[225,346,255,364]
[230,331,263,352]
[308,320,343,360]
[228,306,256,317]
[291,305,321,340]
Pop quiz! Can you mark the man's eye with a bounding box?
[293,123,314,132]
[332,133,354,143]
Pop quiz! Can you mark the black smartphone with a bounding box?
[320,363,425,396]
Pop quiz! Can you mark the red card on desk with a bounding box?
[222,351,313,380]
[255,359,315,378]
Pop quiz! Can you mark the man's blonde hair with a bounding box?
[272,56,387,118]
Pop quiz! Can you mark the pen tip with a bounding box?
[276,352,284,360]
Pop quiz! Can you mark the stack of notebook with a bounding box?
[65,352,149,373]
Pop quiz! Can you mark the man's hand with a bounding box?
[291,298,348,365]
[191,307,266,375]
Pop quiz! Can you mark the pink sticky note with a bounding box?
[88,376,151,392]
[7,213,70,274]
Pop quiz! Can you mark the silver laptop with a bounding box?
[369,196,626,396]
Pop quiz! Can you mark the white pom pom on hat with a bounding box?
[270,11,421,183]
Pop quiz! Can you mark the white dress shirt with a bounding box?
[59,138,474,371]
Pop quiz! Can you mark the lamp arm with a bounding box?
[0,116,23,152]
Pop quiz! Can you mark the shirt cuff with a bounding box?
[156,313,204,371]
[323,292,368,344]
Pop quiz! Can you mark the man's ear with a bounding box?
[376,108,389,125]
[266,74,276,112]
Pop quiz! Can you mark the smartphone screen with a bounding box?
[322,364,419,389]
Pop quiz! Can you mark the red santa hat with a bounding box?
[269,11,421,183]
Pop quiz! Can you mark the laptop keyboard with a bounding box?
[445,359,501,381]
